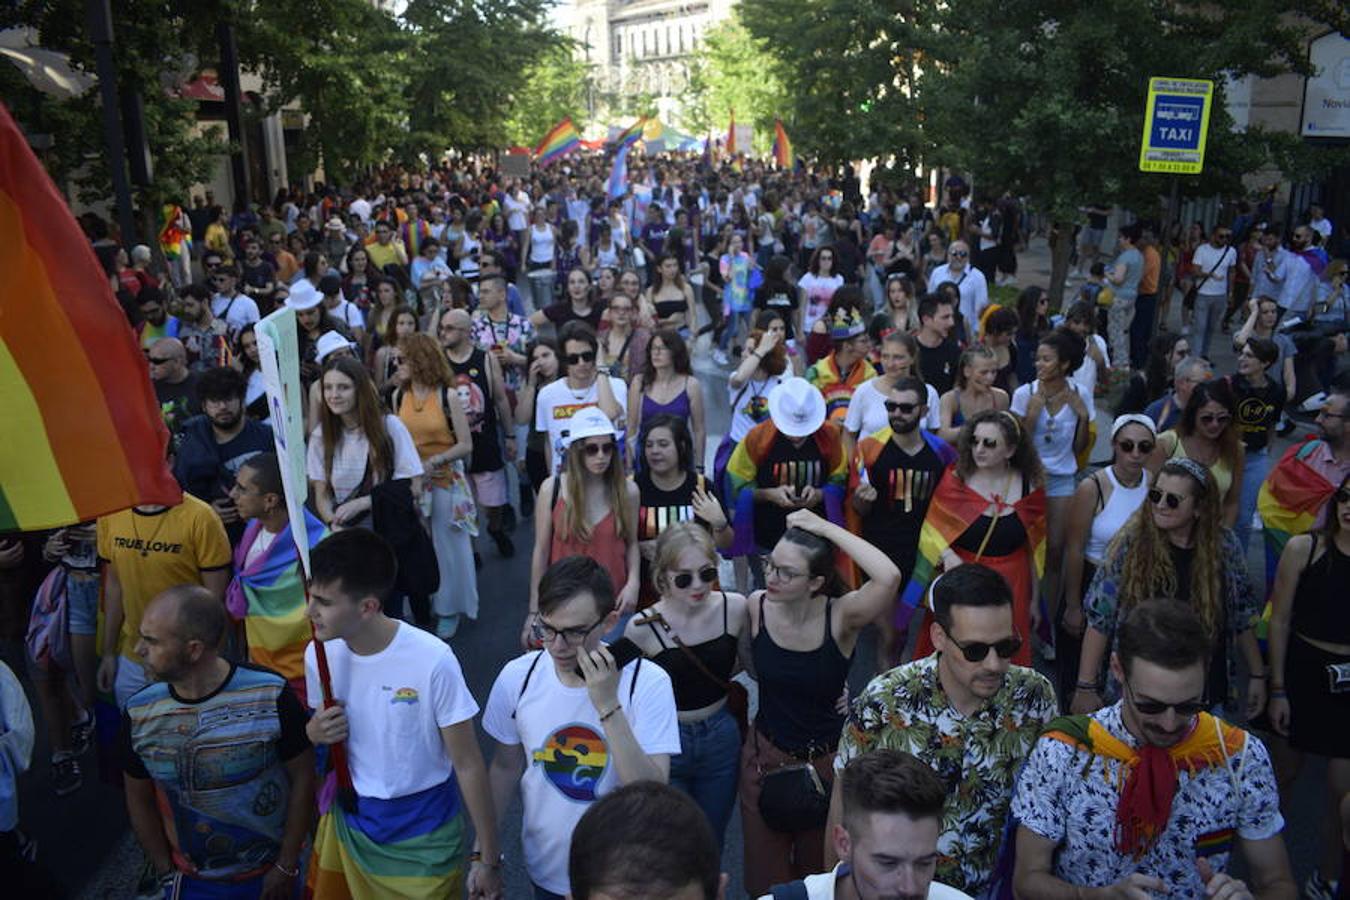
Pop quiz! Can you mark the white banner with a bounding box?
[255,306,312,574]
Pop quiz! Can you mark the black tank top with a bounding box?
[952,512,1028,557]
[647,600,739,711]
[1292,538,1350,644]
[447,347,502,473]
[752,595,852,754]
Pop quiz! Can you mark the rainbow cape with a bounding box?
[158,203,191,260]
[896,465,1046,631]
[804,354,876,422]
[773,120,794,169]
[535,117,581,167]
[725,419,847,557]
[0,103,180,530]
[1258,436,1339,569]
[611,117,646,150]
[226,510,327,705]
[307,774,465,899]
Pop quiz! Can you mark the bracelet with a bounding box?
[1270,690,1288,699]
[273,861,300,878]
[599,704,621,723]
[1075,682,1102,692]
[1249,672,1267,680]
[468,850,504,868]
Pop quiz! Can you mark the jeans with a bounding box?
[1130,291,1158,370]
[1192,292,1227,360]
[525,269,554,315]
[669,707,741,852]
[719,309,751,353]
[1235,446,1270,559]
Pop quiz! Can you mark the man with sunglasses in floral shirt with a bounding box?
[827,563,1057,897]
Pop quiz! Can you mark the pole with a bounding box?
[216,20,252,208]
[85,0,137,245]
[1156,177,1181,327]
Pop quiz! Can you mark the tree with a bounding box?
[684,17,788,155]
[504,44,595,148]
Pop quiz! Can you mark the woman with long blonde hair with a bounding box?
[1073,458,1263,716]
[525,407,640,648]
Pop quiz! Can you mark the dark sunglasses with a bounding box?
[672,565,719,590]
[1117,439,1154,455]
[147,356,173,365]
[1125,681,1207,717]
[884,401,918,415]
[1148,488,1187,509]
[950,250,969,258]
[1334,489,1350,505]
[1199,413,1231,426]
[975,436,1001,449]
[566,351,597,365]
[582,441,615,458]
[946,632,1022,663]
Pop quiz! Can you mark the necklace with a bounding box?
[1110,464,1144,489]
[129,509,169,558]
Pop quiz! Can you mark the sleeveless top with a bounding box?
[641,378,692,423]
[448,348,502,474]
[528,224,555,265]
[653,293,687,322]
[459,233,481,280]
[395,387,456,489]
[550,479,628,597]
[1085,466,1149,563]
[753,595,852,754]
[647,600,738,711]
[595,242,621,268]
[1160,430,1233,500]
[1291,537,1350,644]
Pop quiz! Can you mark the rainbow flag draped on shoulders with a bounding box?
[307,774,465,899]
[158,203,191,260]
[0,102,180,531]
[535,117,581,167]
[1258,436,1340,568]
[773,120,794,169]
[226,510,327,705]
[804,354,876,422]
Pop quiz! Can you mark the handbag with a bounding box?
[1183,247,1229,307]
[756,729,831,833]
[638,605,749,739]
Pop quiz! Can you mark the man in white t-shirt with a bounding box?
[1188,224,1237,360]
[761,749,973,899]
[317,274,365,344]
[303,529,502,898]
[535,321,627,472]
[210,264,261,340]
[924,241,988,342]
[482,556,680,899]
[1308,203,1332,241]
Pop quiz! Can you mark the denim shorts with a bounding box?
[66,571,100,636]
[1046,472,1077,498]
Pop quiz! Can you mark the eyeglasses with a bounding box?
[950,250,969,258]
[1198,413,1231,427]
[943,629,1022,663]
[975,437,1001,450]
[1124,680,1207,717]
[1148,488,1188,509]
[761,556,806,583]
[532,615,605,646]
[391,356,405,365]
[610,304,634,312]
[565,351,597,365]
[671,565,719,590]
[1117,439,1154,455]
[147,356,173,365]
[884,401,918,415]
[581,440,615,458]
[1335,489,1350,505]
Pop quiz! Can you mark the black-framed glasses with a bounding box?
[672,565,719,590]
[1148,488,1187,509]
[565,351,596,365]
[532,615,605,646]
[582,440,615,458]
[884,401,918,415]
[760,555,806,583]
[1123,679,1207,717]
[943,630,1022,663]
[1117,439,1154,455]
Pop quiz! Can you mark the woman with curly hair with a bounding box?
[1146,377,1245,527]
[1072,458,1263,717]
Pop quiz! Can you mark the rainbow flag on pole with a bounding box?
[612,117,646,150]
[773,120,794,169]
[534,117,581,167]
[0,102,180,531]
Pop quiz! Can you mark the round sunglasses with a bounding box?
[671,565,719,590]
[1116,439,1154,455]
[1148,488,1188,509]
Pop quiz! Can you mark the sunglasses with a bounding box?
[1148,488,1188,509]
[975,436,1001,450]
[884,401,918,415]
[1117,439,1154,455]
[147,356,173,365]
[582,441,615,458]
[945,631,1022,663]
[1125,681,1207,717]
[950,250,969,258]
[566,351,597,365]
[1335,489,1350,505]
[1198,414,1231,426]
[672,565,719,590]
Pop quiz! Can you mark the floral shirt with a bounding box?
[1011,703,1283,895]
[835,655,1057,896]
[470,310,535,393]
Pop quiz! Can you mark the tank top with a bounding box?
[459,233,481,280]
[1291,537,1350,644]
[653,293,686,322]
[550,481,628,597]
[447,348,502,474]
[395,387,456,489]
[647,601,739,710]
[528,224,555,265]
[1085,466,1149,563]
[752,595,852,754]
[1161,430,1233,500]
[640,378,692,423]
[595,242,621,268]
[952,512,1027,557]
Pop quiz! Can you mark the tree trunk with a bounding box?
[1047,221,1075,309]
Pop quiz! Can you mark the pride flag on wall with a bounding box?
[0,102,180,531]
[534,117,581,167]
[773,120,794,169]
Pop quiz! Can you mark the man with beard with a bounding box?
[827,564,1057,898]
[847,376,956,662]
[766,750,972,899]
[121,585,314,899]
[239,237,277,311]
[175,283,231,372]
[134,286,179,350]
[1012,600,1294,899]
[172,366,274,544]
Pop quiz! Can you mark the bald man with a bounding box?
[121,585,314,898]
[149,337,201,438]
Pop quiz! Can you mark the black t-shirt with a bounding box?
[542,301,606,331]
[753,434,826,549]
[636,470,725,604]
[1230,374,1283,453]
[1087,206,1109,230]
[753,282,799,339]
[859,438,945,574]
[917,335,961,395]
[154,373,202,440]
[448,348,503,473]
[240,259,276,292]
[832,237,864,285]
[1167,543,1228,703]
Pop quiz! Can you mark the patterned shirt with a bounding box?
[835,655,1057,896]
[470,310,535,392]
[1011,703,1284,894]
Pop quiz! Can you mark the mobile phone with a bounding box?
[574,637,643,679]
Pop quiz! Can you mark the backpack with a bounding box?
[25,567,71,675]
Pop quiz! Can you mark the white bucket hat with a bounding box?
[768,377,826,438]
[564,406,617,447]
[316,331,356,363]
[285,281,323,311]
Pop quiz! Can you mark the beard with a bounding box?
[211,409,243,431]
[890,416,921,434]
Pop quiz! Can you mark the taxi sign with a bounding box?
[1139,77,1214,174]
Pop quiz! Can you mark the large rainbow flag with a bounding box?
[0,102,180,531]
[535,117,581,167]
[611,116,647,150]
[1258,437,1338,564]
[773,119,794,169]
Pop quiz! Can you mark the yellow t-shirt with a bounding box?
[97,495,232,660]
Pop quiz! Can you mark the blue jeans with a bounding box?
[1193,292,1227,360]
[669,706,741,852]
[1235,446,1270,558]
[719,309,751,353]
[533,886,565,900]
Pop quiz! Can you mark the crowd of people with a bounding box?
[1,152,1349,900]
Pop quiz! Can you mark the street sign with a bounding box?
[1139,77,1214,174]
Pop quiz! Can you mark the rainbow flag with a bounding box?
[1258,437,1337,564]
[158,203,191,260]
[0,102,180,531]
[607,144,630,200]
[612,117,646,150]
[773,120,794,169]
[534,117,581,167]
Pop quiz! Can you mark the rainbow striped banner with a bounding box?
[773,119,794,169]
[0,102,180,531]
[611,117,647,150]
[534,117,581,167]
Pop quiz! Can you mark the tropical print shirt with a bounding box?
[835,655,1057,896]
